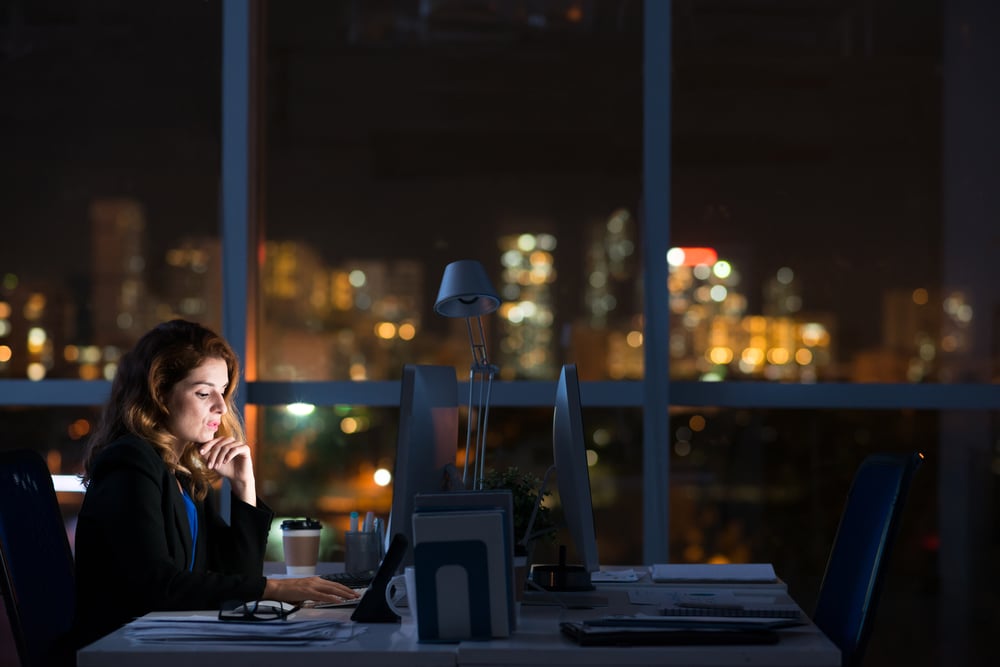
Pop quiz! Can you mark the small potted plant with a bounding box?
[480,465,556,600]
[480,466,555,557]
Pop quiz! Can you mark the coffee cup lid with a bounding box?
[280,518,321,530]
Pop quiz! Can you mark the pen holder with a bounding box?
[344,530,381,576]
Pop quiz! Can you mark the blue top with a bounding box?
[180,487,198,570]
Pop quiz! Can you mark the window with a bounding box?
[1,3,996,665]
[260,0,643,383]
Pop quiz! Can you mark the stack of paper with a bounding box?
[123,616,357,645]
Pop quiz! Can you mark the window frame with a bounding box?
[1,0,997,571]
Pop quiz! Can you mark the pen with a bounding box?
[372,517,384,557]
[350,511,359,532]
[362,511,374,532]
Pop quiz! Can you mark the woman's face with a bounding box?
[164,357,229,445]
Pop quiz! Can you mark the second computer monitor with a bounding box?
[552,363,600,575]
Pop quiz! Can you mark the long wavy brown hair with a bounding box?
[82,319,245,501]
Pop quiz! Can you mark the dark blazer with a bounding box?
[73,435,274,646]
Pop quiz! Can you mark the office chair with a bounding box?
[812,451,923,667]
[0,449,77,667]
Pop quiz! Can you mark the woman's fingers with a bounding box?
[266,576,361,604]
[198,437,251,473]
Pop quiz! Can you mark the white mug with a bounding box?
[384,566,417,622]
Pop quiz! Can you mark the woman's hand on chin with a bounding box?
[198,436,256,503]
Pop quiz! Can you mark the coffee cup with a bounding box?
[384,566,417,625]
[280,518,322,575]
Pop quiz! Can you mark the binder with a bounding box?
[414,491,518,631]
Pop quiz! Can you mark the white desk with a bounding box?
[459,584,839,667]
[76,610,454,667]
[76,583,840,667]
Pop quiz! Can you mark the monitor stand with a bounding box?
[529,545,595,592]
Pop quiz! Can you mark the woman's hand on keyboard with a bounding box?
[262,575,362,605]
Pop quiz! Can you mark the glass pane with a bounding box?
[255,405,396,561]
[254,404,644,566]
[668,3,975,383]
[669,406,999,666]
[260,1,644,381]
[0,406,98,552]
[0,4,222,380]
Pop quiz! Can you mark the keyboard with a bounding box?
[320,571,375,589]
[311,572,374,608]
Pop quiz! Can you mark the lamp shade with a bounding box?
[434,260,501,318]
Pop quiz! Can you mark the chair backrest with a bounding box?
[0,449,77,667]
[812,451,923,667]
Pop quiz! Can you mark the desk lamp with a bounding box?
[434,260,501,490]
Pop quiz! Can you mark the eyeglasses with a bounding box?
[218,599,301,622]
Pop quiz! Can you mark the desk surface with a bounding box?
[77,581,839,667]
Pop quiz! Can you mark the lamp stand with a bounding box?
[463,314,496,490]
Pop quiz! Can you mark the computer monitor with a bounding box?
[530,363,599,591]
[385,364,460,568]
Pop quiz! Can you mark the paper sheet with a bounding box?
[123,615,360,645]
[591,568,640,583]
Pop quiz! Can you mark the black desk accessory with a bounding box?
[530,544,594,592]
[350,532,409,623]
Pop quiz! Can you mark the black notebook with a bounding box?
[560,621,780,647]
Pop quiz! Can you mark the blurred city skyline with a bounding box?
[3,0,944,328]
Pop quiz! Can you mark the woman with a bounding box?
[74,319,358,646]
